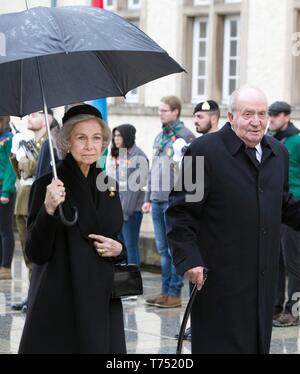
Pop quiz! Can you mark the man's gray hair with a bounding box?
[55,114,111,160]
[228,85,268,114]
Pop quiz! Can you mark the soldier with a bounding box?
[11,110,53,312]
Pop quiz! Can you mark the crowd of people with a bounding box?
[0,87,299,354]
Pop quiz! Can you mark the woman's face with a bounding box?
[69,119,103,166]
[114,130,123,149]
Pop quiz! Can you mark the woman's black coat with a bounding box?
[166,123,300,354]
[18,155,126,354]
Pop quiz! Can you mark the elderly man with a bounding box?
[166,86,300,354]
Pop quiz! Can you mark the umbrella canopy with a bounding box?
[0,6,184,117]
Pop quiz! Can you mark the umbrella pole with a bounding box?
[36,57,78,226]
[36,59,58,179]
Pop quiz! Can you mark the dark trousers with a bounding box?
[0,192,16,268]
[274,224,300,315]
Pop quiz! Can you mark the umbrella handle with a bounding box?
[58,205,78,226]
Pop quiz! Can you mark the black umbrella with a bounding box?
[0,5,184,224]
[0,6,184,116]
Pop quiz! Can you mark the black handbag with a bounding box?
[111,264,143,299]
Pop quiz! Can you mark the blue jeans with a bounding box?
[151,201,183,297]
[119,211,143,267]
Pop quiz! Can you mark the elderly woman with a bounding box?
[18,104,126,354]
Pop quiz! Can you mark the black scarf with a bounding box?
[61,154,102,240]
[60,154,123,250]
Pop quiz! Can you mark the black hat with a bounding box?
[193,100,219,115]
[62,104,103,124]
[268,101,291,115]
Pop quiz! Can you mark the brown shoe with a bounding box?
[156,295,182,308]
[0,267,12,280]
[145,294,167,306]
[273,313,300,327]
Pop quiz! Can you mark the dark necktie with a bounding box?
[245,147,260,167]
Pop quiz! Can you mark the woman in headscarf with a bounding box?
[18,104,126,354]
[107,124,148,268]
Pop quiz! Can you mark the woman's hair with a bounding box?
[0,116,10,131]
[110,124,136,159]
[55,114,111,160]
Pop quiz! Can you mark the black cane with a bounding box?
[176,284,198,355]
[176,269,208,354]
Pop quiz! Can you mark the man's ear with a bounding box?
[227,112,234,123]
[173,109,179,118]
[211,114,218,126]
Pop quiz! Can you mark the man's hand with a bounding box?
[184,266,207,290]
[142,202,151,214]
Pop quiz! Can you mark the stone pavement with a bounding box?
[0,246,299,354]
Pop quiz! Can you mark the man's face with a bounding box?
[268,113,290,132]
[194,111,212,134]
[27,112,45,131]
[158,102,179,125]
[228,93,268,147]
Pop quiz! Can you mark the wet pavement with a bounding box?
[0,244,299,354]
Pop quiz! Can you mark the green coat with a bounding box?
[0,132,16,198]
[284,134,300,199]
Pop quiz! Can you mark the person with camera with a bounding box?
[10,111,51,311]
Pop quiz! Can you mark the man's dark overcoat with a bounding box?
[166,123,300,354]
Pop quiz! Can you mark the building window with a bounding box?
[191,17,209,103]
[292,10,300,106]
[194,0,210,5]
[222,15,240,102]
[104,0,116,10]
[128,0,141,10]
